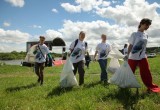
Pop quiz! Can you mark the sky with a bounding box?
[0,0,160,52]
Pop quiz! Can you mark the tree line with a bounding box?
[0,51,61,60]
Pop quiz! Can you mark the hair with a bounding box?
[39,36,45,39]
[124,44,128,48]
[101,34,106,38]
[79,31,85,35]
[138,18,152,28]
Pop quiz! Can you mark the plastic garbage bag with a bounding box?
[108,43,124,59]
[24,45,37,63]
[108,58,120,73]
[108,61,141,88]
[60,56,78,88]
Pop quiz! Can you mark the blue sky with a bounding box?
[0,0,116,35]
[0,0,160,52]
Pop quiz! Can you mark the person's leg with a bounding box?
[98,59,107,81]
[139,58,158,89]
[86,61,89,68]
[88,61,90,68]
[35,62,40,82]
[78,61,85,85]
[39,63,45,85]
[104,59,108,82]
[73,63,78,75]
[128,59,139,74]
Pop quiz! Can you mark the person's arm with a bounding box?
[47,53,52,59]
[124,32,135,60]
[127,44,133,57]
[94,44,99,61]
[124,44,133,60]
[69,41,75,53]
[85,43,88,54]
[94,51,98,61]
[108,44,112,54]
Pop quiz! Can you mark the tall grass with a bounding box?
[0,56,160,110]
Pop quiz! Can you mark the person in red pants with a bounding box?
[126,18,160,92]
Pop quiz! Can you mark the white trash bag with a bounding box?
[108,43,124,59]
[60,56,78,88]
[108,61,141,88]
[108,58,120,73]
[24,45,37,63]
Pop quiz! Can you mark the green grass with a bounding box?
[0,56,160,110]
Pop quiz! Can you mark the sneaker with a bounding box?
[104,80,109,86]
[37,78,40,83]
[40,82,43,86]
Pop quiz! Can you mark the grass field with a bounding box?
[0,56,160,110]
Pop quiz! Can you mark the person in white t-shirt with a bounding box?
[123,44,128,55]
[34,36,51,85]
[94,34,111,85]
[70,31,88,86]
[127,18,160,92]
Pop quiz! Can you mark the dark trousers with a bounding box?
[98,59,108,81]
[85,61,90,68]
[35,62,45,84]
[73,60,85,85]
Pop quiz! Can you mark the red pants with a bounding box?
[128,58,160,92]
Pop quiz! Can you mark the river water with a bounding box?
[0,60,23,65]
[0,57,61,65]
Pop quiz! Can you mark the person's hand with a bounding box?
[67,51,71,57]
[93,58,97,62]
[123,55,128,61]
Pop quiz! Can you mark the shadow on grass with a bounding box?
[47,81,101,98]
[6,83,38,92]
[47,86,74,98]
[84,81,101,88]
[101,88,149,110]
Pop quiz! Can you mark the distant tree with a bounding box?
[11,51,18,54]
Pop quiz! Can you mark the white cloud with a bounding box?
[45,29,63,40]
[0,28,31,52]
[61,3,81,13]
[111,0,119,4]
[3,22,11,27]
[96,0,160,26]
[32,25,42,29]
[52,19,160,49]
[5,0,25,8]
[0,28,30,44]
[102,1,111,7]
[51,8,58,13]
[0,43,26,52]
[61,0,111,13]
[58,20,136,49]
[60,0,160,48]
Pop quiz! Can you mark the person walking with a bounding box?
[34,36,52,85]
[69,31,88,86]
[94,34,111,85]
[126,18,160,92]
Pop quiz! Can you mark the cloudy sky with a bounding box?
[0,0,160,52]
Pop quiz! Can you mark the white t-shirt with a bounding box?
[123,47,128,55]
[70,39,88,63]
[128,31,148,60]
[35,44,50,63]
[96,42,111,60]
